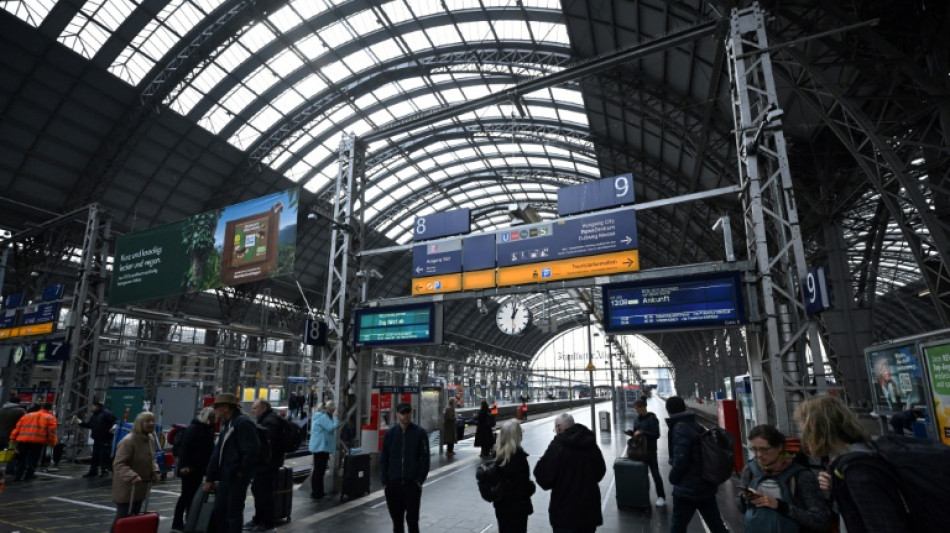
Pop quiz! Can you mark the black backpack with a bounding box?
[169,423,188,457]
[698,425,736,484]
[475,460,505,502]
[277,416,305,454]
[833,435,950,532]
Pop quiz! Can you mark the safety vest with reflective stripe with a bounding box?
[10,410,57,445]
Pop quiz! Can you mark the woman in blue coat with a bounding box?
[309,401,339,500]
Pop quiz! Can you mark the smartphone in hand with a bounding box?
[739,487,756,500]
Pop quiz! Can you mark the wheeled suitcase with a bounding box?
[340,453,371,501]
[275,465,293,523]
[184,488,215,533]
[614,457,651,512]
[113,483,159,533]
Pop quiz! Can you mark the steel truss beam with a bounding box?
[728,4,826,431]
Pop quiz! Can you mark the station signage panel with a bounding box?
[603,271,746,333]
[462,270,496,291]
[496,208,638,267]
[462,234,496,271]
[41,283,65,302]
[412,239,462,277]
[558,173,635,216]
[4,293,24,309]
[497,250,640,287]
[0,309,18,329]
[412,208,471,242]
[411,274,462,295]
[21,302,59,326]
[354,302,443,347]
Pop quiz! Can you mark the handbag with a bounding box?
[0,448,15,462]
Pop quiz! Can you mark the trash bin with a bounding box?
[599,411,611,432]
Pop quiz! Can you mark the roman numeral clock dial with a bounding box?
[496,299,532,335]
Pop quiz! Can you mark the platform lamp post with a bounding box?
[587,307,596,429]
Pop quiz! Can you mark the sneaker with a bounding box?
[656,497,667,507]
[243,520,260,530]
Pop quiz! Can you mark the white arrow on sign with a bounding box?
[621,236,633,245]
[415,266,423,274]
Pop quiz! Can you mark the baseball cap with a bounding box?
[396,402,412,414]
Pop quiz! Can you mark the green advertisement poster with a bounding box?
[923,341,950,446]
[104,386,145,423]
[109,188,299,306]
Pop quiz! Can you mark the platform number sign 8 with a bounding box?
[303,318,328,346]
[803,267,831,316]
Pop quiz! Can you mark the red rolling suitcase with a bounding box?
[113,482,159,533]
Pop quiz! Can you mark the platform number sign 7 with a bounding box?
[803,267,831,316]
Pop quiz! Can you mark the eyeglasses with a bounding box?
[749,446,776,453]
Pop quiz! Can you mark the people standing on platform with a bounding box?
[381,402,430,533]
[0,395,26,476]
[203,392,261,533]
[170,407,215,533]
[533,413,607,533]
[491,419,536,533]
[442,398,458,457]
[629,398,666,507]
[475,400,495,458]
[9,402,57,482]
[309,400,339,501]
[246,399,284,532]
[738,424,831,532]
[665,396,728,533]
[78,400,116,478]
[110,411,161,532]
[797,395,914,533]
[888,408,923,436]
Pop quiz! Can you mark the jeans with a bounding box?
[89,439,111,474]
[311,452,330,498]
[14,442,43,480]
[172,472,202,529]
[213,474,252,533]
[646,453,666,498]
[495,508,529,533]
[251,465,277,526]
[385,480,422,533]
[670,494,729,533]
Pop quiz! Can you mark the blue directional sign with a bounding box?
[21,302,59,326]
[41,283,65,302]
[603,271,746,333]
[496,208,638,267]
[462,233,496,271]
[558,173,635,216]
[0,309,17,329]
[412,239,462,276]
[3,293,23,309]
[412,208,471,242]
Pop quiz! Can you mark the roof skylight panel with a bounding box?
[237,21,278,55]
[268,3,306,33]
[367,110,395,127]
[203,103,233,134]
[270,48,306,78]
[247,105,284,135]
[109,47,153,85]
[317,21,352,49]
[169,85,203,116]
[0,1,54,27]
[342,48,376,75]
[345,9,380,35]
[229,123,262,150]
[321,61,352,85]
[368,40,405,63]
[349,118,373,136]
[219,84,257,121]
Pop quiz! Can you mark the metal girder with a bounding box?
[727,4,825,431]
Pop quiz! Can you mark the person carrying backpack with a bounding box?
[795,395,913,533]
[665,396,728,533]
[739,424,831,532]
[170,408,215,533]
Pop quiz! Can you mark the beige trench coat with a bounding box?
[111,431,160,503]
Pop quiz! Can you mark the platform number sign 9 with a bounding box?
[303,318,328,346]
[803,267,831,316]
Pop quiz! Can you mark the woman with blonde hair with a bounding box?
[110,411,161,531]
[489,419,535,533]
[795,395,912,532]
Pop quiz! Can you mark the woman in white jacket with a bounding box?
[308,401,339,500]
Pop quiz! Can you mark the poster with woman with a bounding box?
[922,340,950,446]
[865,343,926,414]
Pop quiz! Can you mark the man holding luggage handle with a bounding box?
[381,402,430,533]
[203,393,261,533]
[245,399,284,532]
[626,398,667,507]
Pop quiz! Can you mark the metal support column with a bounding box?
[727,3,823,431]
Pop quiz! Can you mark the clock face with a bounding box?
[13,346,24,364]
[496,300,532,335]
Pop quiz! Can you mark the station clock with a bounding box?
[496,299,532,335]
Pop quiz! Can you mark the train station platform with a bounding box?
[0,397,747,533]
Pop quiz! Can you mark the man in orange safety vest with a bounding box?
[10,403,57,482]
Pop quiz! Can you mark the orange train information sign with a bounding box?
[411,274,462,296]
[462,269,495,291]
[497,250,639,287]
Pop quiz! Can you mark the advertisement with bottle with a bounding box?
[922,340,950,446]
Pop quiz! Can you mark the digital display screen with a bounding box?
[603,271,746,333]
[354,303,443,347]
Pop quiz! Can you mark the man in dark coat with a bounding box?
[203,393,261,533]
[381,402,430,533]
[78,401,116,477]
[629,397,666,507]
[533,413,607,533]
[666,396,728,533]
[246,399,285,531]
[171,407,215,532]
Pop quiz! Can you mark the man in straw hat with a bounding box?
[202,393,261,533]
